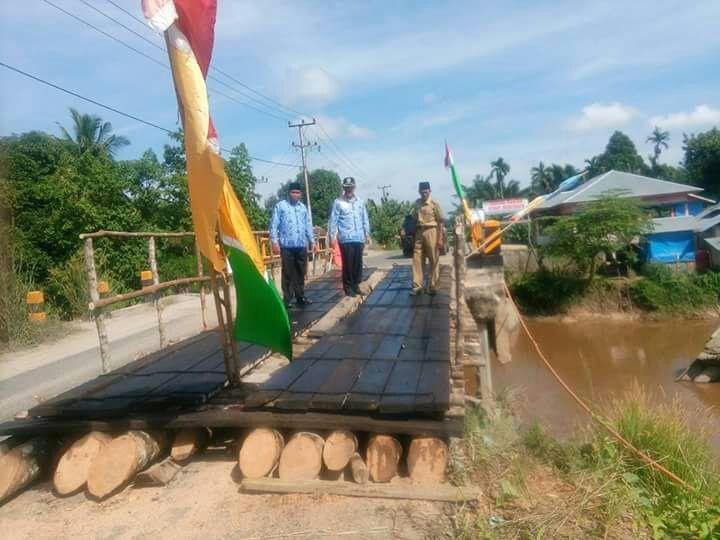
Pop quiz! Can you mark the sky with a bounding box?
[1,0,720,209]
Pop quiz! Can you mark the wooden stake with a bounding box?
[366,434,402,483]
[238,428,284,479]
[171,428,209,463]
[84,237,111,373]
[322,430,358,471]
[406,437,448,483]
[348,452,369,484]
[0,438,51,504]
[87,431,165,499]
[278,432,325,481]
[148,236,167,349]
[53,431,112,496]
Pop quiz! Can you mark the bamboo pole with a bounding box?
[195,241,208,331]
[454,217,465,369]
[80,230,195,239]
[84,238,111,373]
[90,276,210,309]
[148,236,167,348]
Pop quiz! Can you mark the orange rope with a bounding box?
[501,282,697,493]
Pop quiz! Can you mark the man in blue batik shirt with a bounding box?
[328,177,371,296]
[270,182,316,308]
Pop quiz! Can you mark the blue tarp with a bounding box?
[646,231,695,263]
[672,201,704,216]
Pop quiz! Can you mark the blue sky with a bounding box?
[2,0,720,208]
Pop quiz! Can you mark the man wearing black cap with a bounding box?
[410,181,445,295]
[270,182,316,307]
[328,177,371,296]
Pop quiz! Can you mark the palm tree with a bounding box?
[646,126,670,167]
[530,161,553,194]
[57,108,130,156]
[584,156,602,177]
[489,157,510,198]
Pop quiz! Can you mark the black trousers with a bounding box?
[280,247,307,302]
[339,242,364,292]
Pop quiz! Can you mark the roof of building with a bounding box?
[539,170,703,210]
[704,237,720,252]
[649,216,699,234]
[696,202,720,220]
[697,214,720,233]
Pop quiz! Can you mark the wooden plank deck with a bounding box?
[27,269,364,420]
[244,265,452,415]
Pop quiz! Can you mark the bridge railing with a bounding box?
[80,228,334,374]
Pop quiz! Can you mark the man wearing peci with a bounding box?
[328,177,371,297]
[270,182,316,308]
[411,181,445,295]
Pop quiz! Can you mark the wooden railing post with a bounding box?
[84,237,111,373]
[148,236,167,348]
[454,217,466,369]
[195,241,208,330]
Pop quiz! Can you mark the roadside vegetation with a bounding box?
[450,388,720,539]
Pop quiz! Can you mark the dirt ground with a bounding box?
[0,450,453,540]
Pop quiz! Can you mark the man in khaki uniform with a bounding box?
[411,181,445,295]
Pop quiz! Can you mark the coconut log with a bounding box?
[0,438,51,504]
[322,430,358,471]
[348,452,369,484]
[87,431,165,499]
[238,428,285,479]
[406,437,448,483]
[366,434,402,483]
[171,428,210,463]
[278,432,325,481]
[53,431,112,496]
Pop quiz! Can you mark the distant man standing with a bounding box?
[270,182,316,308]
[411,181,445,295]
[328,177,371,297]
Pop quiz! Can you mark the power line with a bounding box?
[0,61,300,168]
[58,0,372,183]
[315,122,369,180]
[41,0,289,123]
[100,0,305,120]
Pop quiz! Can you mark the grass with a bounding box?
[450,387,720,539]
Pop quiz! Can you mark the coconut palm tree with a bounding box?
[584,156,602,177]
[646,126,670,167]
[530,161,553,194]
[57,108,130,156]
[489,157,510,198]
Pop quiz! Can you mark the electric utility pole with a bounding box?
[289,118,317,223]
[377,185,392,201]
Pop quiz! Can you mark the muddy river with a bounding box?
[498,318,720,451]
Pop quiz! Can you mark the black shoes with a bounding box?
[345,289,357,297]
[352,286,364,296]
[296,296,312,306]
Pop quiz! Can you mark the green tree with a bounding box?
[530,161,552,194]
[489,157,511,197]
[683,127,720,196]
[57,108,130,156]
[646,126,670,169]
[595,131,647,175]
[273,169,342,226]
[584,156,602,177]
[465,173,522,205]
[225,143,268,230]
[366,197,413,248]
[542,193,652,280]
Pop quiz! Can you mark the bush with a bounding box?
[629,265,720,312]
[509,269,587,314]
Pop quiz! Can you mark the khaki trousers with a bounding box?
[412,227,439,291]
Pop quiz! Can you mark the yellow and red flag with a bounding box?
[143,0,291,358]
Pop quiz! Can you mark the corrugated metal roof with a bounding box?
[697,214,720,233]
[649,216,698,234]
[539,170,703,210]
[704,237,720,251]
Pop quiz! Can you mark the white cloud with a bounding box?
[311,115,374,140]
[567,102,637,132]
[282,66,340,105]
[649,105,720,129]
